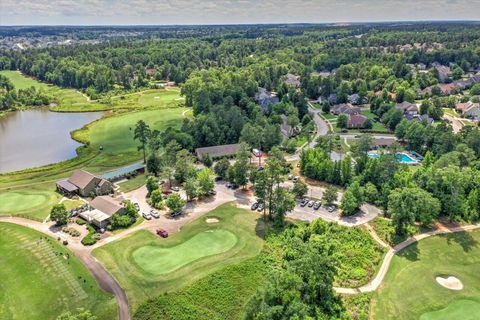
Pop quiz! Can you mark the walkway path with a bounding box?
[334,223,480,294]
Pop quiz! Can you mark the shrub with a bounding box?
[76,218,86,225]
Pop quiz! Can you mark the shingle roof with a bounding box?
[68,170,98,189]
[56,179,79,192]
[90,196,124,217]
[195,144,241,160]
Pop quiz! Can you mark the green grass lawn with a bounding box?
[62,199,85,211]
[85,107,184,156]
[133,229,238,275]
[372,230,480,320]
[118,173,147,193]
[93,202,265,310]
[322,112,338,121]
[0,70,50,90]
[0,222,116,320]
[0,186,60,221]
[134,257,266,320]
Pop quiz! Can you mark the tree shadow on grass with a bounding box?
[438,231,479,253]
[397,241,420,262]
[255,217,267,240]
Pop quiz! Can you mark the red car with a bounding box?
[162,189,173,195]
[156,228,169,238]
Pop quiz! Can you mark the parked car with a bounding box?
[231,183,238,189]
[313,202,321,210]
[251,202,258,210]
[327,206,335,212]
[142,212,152,220]
[158,180,166,185]
[156,228,168,238]
[293,176,299,182]
[257,203,264,212]
[134,203,140,211]
[300,199,309,207]
[215,176,223,181]
[150,210,160,219]
[162,189,173,195]
[208,190,217,195]
[288,174,294,180]
[307,201,314,207]
[171,211,182,218]
[171,186,180,192]
[226,182,232,188]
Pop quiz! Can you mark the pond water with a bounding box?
[0,109,103,173]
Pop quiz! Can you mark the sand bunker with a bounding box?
[436,276,463,290]
[206,217,219,223]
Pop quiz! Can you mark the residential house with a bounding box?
[255,88,279,112]
[372,138,396,148]
[327,93,338,104]
[332,103,359,115]
[347,94,361,105]
[419,83,459,97]
[395,101,418,114]
[347,114,368,129]
[435,65,452,83]
[195,144,241,160]
[456,101,480,118]
[283,73,301,87]
[56,170,113,198]
[79,196,125,228]
[417,63,427,70]
[405,113,434,125]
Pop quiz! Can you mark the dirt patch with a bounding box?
[206,217,219,224]
[436,276,463,290]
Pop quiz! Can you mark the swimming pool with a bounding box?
[367,152,419,164]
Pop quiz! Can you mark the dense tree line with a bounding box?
[0,74,51,110]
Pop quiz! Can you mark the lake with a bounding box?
[0,109,103,173]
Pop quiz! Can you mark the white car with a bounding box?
[150,210,160,219]
[142,212,152,220]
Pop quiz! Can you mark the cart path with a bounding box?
[0,216,130,320]
[334,223,480,294]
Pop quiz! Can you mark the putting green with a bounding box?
[419,299,480,320]
[132,229,237,275]
[0,191,49,213]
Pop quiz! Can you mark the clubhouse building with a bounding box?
[56,170,113,198]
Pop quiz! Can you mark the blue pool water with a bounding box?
[367,152,418,164]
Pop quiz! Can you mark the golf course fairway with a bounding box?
[372,230,480,320]
[132,229,237,275]
[0,222,116,320]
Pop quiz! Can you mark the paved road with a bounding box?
[338,133,397,140]
[0,216,130,320]
[307,105,329,148]
[334,223,480,294]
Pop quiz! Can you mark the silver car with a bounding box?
[150,210,160,219]
[142,212,152,220]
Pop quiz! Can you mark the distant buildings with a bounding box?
[283,73,301,87]
[332,103,359,115]
[434,65,452,83]
[394,101,418,114]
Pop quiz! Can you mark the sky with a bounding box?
[1,0,480,26]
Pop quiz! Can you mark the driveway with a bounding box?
[443,114,463,133]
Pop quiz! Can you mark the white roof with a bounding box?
[80,209,111,223]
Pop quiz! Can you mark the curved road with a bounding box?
[334,223,480,294]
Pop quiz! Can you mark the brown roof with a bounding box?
[68,170,98,189]
[373,138,396,146]
[456,101,480,114]
[90,196,124,217]
[395,102,418,113]
[348,114,368,128]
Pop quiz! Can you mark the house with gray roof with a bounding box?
[255,88,279,112]
[195,144,241,160]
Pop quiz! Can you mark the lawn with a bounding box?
[93,202,265,310]
[0,186,60,221]
[0,222,116,320]
[118,173,147,192]
[134,257,266,320]
[0,70,184,112]
[0,70,50,90]
[132,229,238,275]
[372,230,480,320]
[85,107,185,156]
[62,199,85,211]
